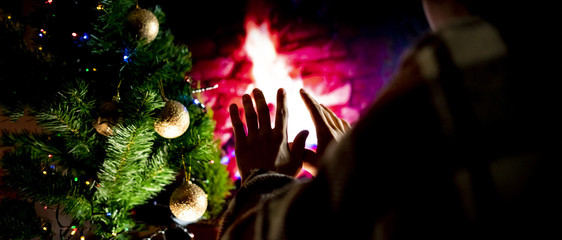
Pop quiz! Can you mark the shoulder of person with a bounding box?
[409,17,508,80]
[377,17,508,100]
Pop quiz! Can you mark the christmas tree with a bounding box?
[0,0,233,239]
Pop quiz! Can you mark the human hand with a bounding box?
[230,88,309,183]
[300,88,351,165]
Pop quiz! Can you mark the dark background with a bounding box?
[154,0,427,47]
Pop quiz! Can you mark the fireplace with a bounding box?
[162,0,428,180]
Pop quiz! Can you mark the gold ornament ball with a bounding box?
[93,117,114,136]
[169,182,208,222]
[154,100,190,139]
[126,8,159,43]
[93,101,120,136]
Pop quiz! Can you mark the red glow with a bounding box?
[193,3,408,182]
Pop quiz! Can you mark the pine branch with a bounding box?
[96,123,154,202]
[57,80,96,112]
[1,130,59,161]
[1,141,88,207]
[36,105,97,159]
[120,87,164,125]
[137,144,175,199]
[91,0,136,55]
[93,121,161,234]
[35,80,96,154]
[203,160,233,220]
[37,106,83,136]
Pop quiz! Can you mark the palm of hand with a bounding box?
[234,127,286,174]
[300,89,351,158]
[230,88,307,183]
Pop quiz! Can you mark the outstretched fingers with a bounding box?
[242,94,258,136]
[320,104,340,131]
[252,88,272,132]
[321,104,349,132]
[342,118,352,131]
[300,88,328,131]
[275,88,288,133]
[229,104,246,141]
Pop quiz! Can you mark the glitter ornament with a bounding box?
[169,181,207,222]
[93,118,113,136]
[154,100,190,138]
[93,101,120,136]
[126,7,159,43]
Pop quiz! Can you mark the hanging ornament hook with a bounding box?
[181,149,191,183]
[158,78,169,102]
[113,79,122,103]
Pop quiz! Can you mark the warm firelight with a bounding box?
[243,20,351,146]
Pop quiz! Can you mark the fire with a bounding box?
[244,21,315,145]
[243,21,351,146]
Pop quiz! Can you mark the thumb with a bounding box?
[291,130,309,161]
[276,130,309,177]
